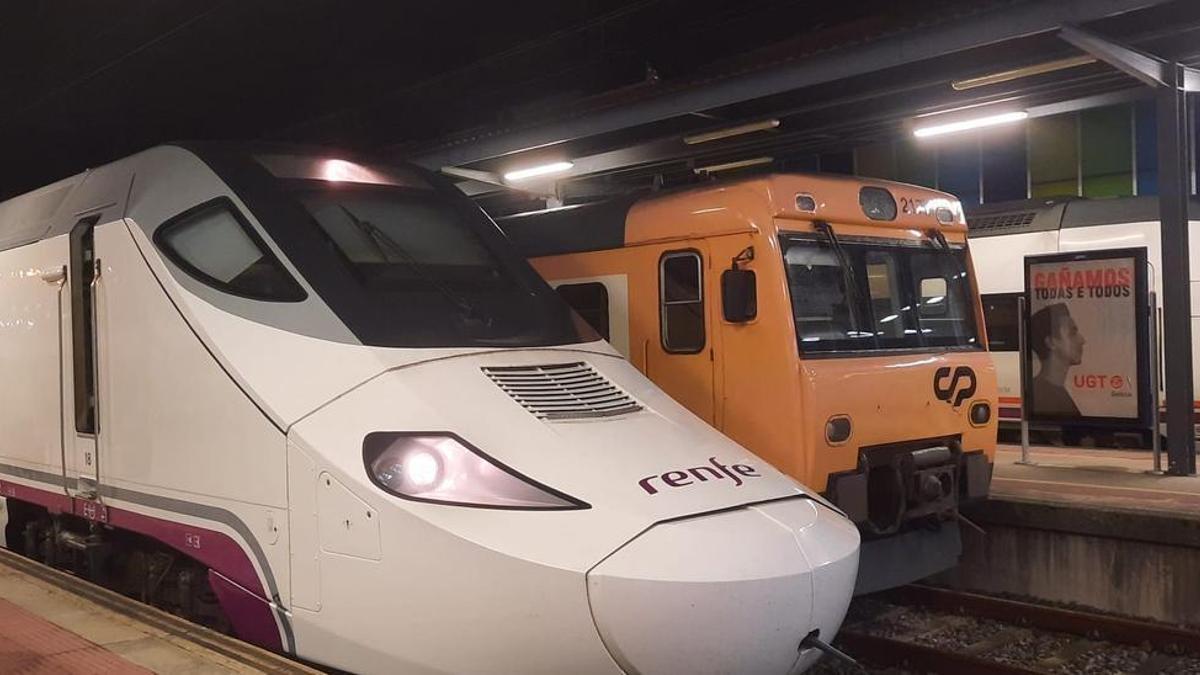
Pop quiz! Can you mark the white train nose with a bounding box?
[587,498,860,675]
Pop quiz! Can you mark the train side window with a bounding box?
[660,251,705,353]
[155,198,306,302]
[981,292,1021,352]
[555,282,610,341]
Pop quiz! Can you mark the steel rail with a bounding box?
[891,584,1200,654]
[837,632,1044,675]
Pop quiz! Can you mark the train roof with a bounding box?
[498,172,962,258]
[0,142,415,253]
[965,195,1200,238]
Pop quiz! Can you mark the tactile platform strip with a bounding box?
[0,596,150,674]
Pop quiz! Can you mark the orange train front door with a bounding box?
[644,244,716,424]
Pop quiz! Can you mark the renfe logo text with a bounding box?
[638,456,761,495]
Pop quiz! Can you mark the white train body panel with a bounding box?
[0,144,859,674]
[969,196,1200,426]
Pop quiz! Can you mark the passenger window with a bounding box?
[660,251,705,353]
[982,292,1021,352]
[156,199,306,301]
[555,282,610,341]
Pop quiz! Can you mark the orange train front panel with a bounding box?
[799,351,998,489]
[506,172,998,593]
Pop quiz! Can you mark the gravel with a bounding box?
[1054,644,1150,674]
[1164,656,1200,674]
[909,615,1008,651]
[986,630,1073,667]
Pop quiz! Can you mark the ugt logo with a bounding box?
[933,366,977,408]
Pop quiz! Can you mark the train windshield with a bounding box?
[199,150,597,348]
[780,234,981,355]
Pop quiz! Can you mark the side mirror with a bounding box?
[721,268,757,323]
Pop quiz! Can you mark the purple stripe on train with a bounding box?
[0,478,283,651]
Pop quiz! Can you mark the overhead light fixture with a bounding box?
[952,56,1096,91]
[503,161,574,182]
[694,157,773,174]
[684,119,780,145]
[913,111,1028,138]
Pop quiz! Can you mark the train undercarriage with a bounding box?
[1,497,231,634]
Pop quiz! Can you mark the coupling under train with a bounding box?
[0,143,859,674]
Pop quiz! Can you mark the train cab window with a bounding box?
[782,235,980,353]
[910,251,977,346]
[660,251,705,353]
[784,243,865,347]
[919,277,948,317]
[981,292,1021,351]
[555,282,610,341]
[156,199,306,301]
[866,251,918,343]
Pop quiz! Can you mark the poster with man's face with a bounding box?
[1024,249,1147,423]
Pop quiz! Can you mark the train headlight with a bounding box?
[825,416,852,444]
[364,432,588,510]
[969,401,992,427]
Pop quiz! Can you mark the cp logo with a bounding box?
[933,366,977,408]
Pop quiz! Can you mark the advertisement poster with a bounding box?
[1023,248,1149,425]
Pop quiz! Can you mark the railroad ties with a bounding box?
[815,585,1200,674]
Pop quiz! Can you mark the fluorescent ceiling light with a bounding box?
[684,119,780,145]
[952,56,1096,91]
[694,156,773,174]
[503,161,574,182]
[913,111,1028,138]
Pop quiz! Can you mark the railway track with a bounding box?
[817,585,1200,674]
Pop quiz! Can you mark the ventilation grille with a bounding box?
[482,362,642,421]
[967,211,1037,233]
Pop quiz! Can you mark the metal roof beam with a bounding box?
[410,0,1174,170]
[1059,24,1200,90]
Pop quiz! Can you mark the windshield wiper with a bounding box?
[926,228,950,250]
[336,205,490,325]
[813,220,865,332]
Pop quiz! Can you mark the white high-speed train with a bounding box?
[0,143,859,674]
[969,195,1196,437]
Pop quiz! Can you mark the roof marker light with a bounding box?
[503,161,574,182]
[913,111,1028,138]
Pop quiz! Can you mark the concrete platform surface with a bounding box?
[992,444,1200,517]
[0,547,321,674]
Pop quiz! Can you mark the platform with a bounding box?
[0,547,320,674]
[935,443,1200,626]
[990,444,1200,518]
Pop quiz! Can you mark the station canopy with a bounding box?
[2,1,1198,214]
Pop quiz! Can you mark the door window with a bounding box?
[69,217,99,434]
[660,251,705,353]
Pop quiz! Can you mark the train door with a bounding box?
[647,246,716,423]
[66,217,101,498]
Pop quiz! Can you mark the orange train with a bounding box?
[500,174,997,592]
